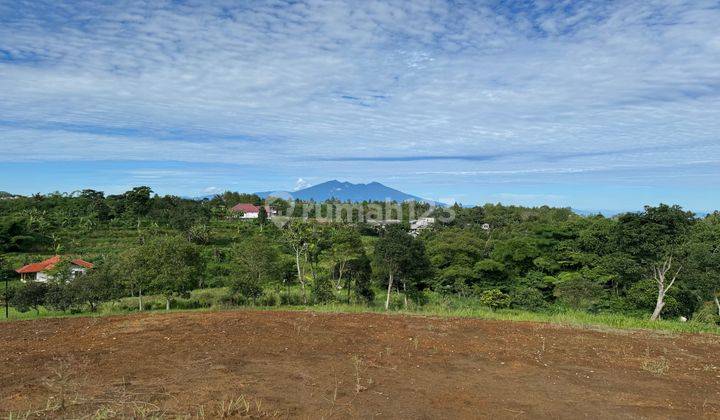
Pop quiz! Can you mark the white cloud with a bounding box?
[0,0,718,205]
[293,178,311,191]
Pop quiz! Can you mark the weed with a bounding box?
[351,355,368,393]
[41,356,84,413]
[641,356,670,376]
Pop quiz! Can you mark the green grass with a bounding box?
[2,287,718,335]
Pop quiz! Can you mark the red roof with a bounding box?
[231,203,261,213]
[230,203,274,214]
[16,256,94,274]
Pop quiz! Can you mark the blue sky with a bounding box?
[1,0,719,212]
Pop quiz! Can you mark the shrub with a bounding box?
[258,291,280,307]
[693,302,720,325]
[11,281,48,314]
[553,274,605,311]
[478,289,511,310]
[510,287,547,311]
[311,276,335,304]
[280,291,305,306]
[230,276,264,302]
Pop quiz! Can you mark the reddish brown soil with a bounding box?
[1,310,719,418]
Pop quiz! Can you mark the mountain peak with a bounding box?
[256,180,440,205]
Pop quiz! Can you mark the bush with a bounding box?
[258,291,280,307]
[510,287,547,311]
[311,276,335,304]
[477,289,511,310]
[11,281,48,314]
[45,282,74,312]
[280,291,305,306]
[553,275,605,311]
[692,302,720,325]
[230,276,264,302]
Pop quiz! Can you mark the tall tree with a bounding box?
[257,206,269,227]
[373,225,430,310]
[125,236,204,310]
[230,235,281,303]
[615,204,695,320]
[282,220,311,303]
[328,225,364,289]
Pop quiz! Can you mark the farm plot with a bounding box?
[1,310,719,418]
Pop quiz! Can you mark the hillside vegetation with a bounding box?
[1,187,719,332]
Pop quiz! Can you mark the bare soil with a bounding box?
[1,310,719,418]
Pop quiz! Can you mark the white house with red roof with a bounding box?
[16,255,94,282]
[230,203,276,219]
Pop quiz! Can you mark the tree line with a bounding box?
[1,188,719,323]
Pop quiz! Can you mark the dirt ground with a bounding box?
[1,310,719,419]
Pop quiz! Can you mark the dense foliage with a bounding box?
[1,188,719,326]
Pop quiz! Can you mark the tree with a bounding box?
[373,225,430,309]
[230,235,281,303]
[328,226,364,289]
[684,219,720,316]
[70,259,123,311]
[11,281,48,315]
[615,205,695,320]
[346,253,373,303]
[45,281,74,312]
[121,248,152,311]
[125,236,204,310]
[257,206,268,227]
[281,220,311,304]
[374,225,410,310]
[649,257,682,320]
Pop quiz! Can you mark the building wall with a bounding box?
[26,266,87,283]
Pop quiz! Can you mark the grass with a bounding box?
[280,303,720,335]
[3,288,719,336]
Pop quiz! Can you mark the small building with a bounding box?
[16,255,94,282]
[410,217,435,236]
[230,203,276,219]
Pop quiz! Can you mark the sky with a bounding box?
[1,0,719,212]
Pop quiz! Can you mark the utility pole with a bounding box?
[1,256,7,319]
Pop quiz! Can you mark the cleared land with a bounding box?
[1,310,719,418]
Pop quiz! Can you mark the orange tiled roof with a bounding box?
[15,256,94,274]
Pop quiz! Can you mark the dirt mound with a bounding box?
[1,310,719,418]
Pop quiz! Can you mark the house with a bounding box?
[410,217,435,236]
[230,203,276,219]
[16,255,94,282]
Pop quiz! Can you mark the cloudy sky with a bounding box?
[1,0,719,211]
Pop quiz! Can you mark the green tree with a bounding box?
[69,259,123,311]
[257,206,268,227]
[11,281,48,315]
[281,220,311,303]
[374,225,410,310]
[230,236,281,303]
[328,225,364,290]
[615,205,695,320]
[124,186,153,218]
[374,225,430,309]
[125,236,204,310]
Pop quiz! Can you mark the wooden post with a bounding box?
[1,257,8,318]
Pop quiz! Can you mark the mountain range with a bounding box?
[256,180,441,205]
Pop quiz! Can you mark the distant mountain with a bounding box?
[256,180,441,205]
